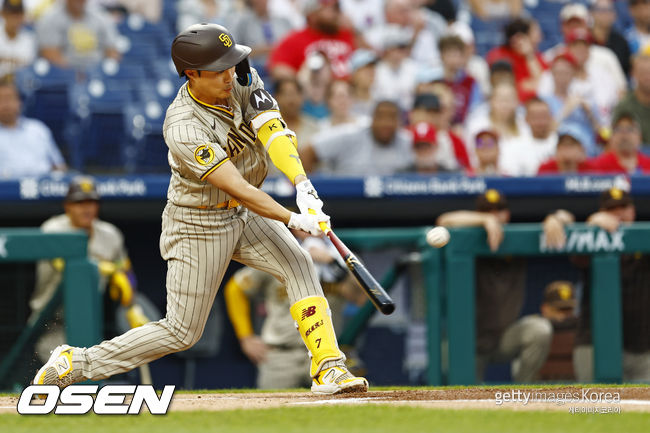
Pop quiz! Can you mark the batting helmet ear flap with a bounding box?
[235,57,252,86]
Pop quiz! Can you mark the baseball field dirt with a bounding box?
[2,386,649,413]
[3,387,650,433]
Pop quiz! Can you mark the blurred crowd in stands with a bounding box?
[1,0,650,178]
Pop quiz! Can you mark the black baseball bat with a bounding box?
[321,224,395,315]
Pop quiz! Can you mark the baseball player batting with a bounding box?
[33,23,368,395]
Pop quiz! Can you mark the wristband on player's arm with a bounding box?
[224,277,255,339]
[257,118,306,184]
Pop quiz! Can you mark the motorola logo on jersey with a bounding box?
[250,89,275,110]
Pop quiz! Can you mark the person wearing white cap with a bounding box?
[542,3,625,125]
[348,49,378,118]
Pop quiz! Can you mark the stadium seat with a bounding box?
[124,101,168,173]
[14,59,77,164]
[67,79,134,171]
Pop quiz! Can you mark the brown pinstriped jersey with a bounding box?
[162,69,281,208]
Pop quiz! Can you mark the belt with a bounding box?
[196,199,240,210]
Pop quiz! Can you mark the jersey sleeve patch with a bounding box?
[249,89,276,111]
[194,144,216,166]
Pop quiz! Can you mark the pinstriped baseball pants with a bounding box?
[73,203,323,381]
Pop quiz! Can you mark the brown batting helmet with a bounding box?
[171,23,252,85]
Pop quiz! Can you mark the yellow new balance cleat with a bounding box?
[311,365,369,395]
[33,345,80,388]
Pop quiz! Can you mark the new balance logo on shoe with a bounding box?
[17,385,176,415]
[53,356,71,377]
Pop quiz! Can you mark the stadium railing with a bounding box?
[0,230,99,385]
[338,223,646,385]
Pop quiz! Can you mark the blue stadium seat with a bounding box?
[470,16,508,56]
[123,102,168,173]
[117,14,173,59]
[67,79,134,171]
[14,59,77,163]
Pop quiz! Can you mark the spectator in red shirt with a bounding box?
[267,0,355,81]
[537,123,591,175]
[486,17,547,101]
[587,112,650,174]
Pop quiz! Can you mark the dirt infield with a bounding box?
[2,387,650,414]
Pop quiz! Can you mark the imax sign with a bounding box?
[540,230,624,253]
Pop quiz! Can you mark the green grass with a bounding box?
[2,406,649,433]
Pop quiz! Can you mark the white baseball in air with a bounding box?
[426,226,450,248]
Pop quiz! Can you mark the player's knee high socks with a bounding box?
[290,296,343,377]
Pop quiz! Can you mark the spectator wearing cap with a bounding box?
[586,112,650,173]
[543,3,625,124]
[486,18,547,102]
[0,78,66,178]
[30,176,137,364]
[590,0,632,76]
[437,190,554,383]
[549,189,650,382]
[372,25,418,111]
[268,0,356,81]
[612,47,650,147]
[411,88,470,165]
[438,35,482,125]
[538,281,578,381]
[408,121,468,173]
[227,0,294,75]
[0,0,36,79]
[467,129,500,176]
[565,27,624,125]
[489,59,515,88]
[626,0,650,54]
[538,51,602,156]
[409,121,440,173]
[537,123,591,175]
[35,0,121,70]
[300,100,414,175]
[348,49,378,118]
